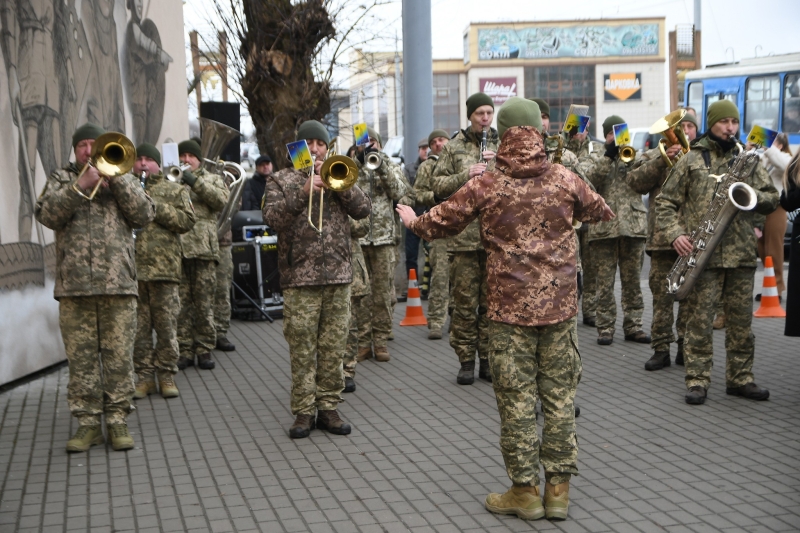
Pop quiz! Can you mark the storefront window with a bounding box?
[524,65,595,133]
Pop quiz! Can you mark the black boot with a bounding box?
[478,359,492,382]
[176,356,194,370]
[644,351,671,371]
[216,337,235,351]
[675,339,684,366]
[197,352,216,370]
[343,376,356,393]
[457,361,475,385]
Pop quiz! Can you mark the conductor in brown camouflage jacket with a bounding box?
[398,98,613,521]
[262,120,371,439]
[35,123,156,453]
[132,143,196,400]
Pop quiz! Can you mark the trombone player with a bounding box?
[35,123,155,452]
[262,120,371,438]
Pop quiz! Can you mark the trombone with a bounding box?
[649,109,691,168]
[307,140,359,232]
[73,133,136,200]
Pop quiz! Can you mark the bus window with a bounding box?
[783,73,800,133]
[688,82,703,115]
[745,75,780,132]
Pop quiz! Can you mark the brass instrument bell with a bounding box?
[649,109,690,168]
[78,132,136,200]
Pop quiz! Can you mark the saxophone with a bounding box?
[666,143,759,301]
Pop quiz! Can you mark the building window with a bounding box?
[745,75,780,132]
[524,65,595,134]
[433,74,461,135]
[783,73,800,133]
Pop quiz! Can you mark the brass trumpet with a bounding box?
[167,164,190,181]
[74,133,136,200]
[365,151,382,170]
[649,109,690,168]
[307,140,359,232]
[619,144,637,163]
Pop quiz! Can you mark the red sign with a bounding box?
[480,77,518,105]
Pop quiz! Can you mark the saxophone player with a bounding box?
[655,100,778,405]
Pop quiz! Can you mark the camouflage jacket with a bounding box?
[431,127,499,251]
[655,135,779,269]
[217,170,239,247]
[350,217,371,297]
[412,155,439,208]
[544,136,593,186]
[34,164,155,299]
[180,167,228,261]
[565,134,604,159]
[135,172,196,282]
[626,147,677,251]
[410,126,608,326]
[262,168,371,288]
[355,152,409,247]
[584,151,647,241]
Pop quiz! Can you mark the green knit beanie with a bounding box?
[428,129,450,145]
[466,92,494,119]
[707,100,740,129]
[136,143,161,166]
[530,98,550,117]
[497,97,543,138]
[367,127,382,148]
[680,112,699,129]
[602,115,626,138]
[296,120,330,146]
[178,140,202,160]
[72,122,105,148]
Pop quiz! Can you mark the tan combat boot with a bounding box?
[158,372,180,398]
[107,423,135,451]
[373,346,390,362]
[356,346,372,362]
[485,485,545,520]
[133,375,157,399]
[544,481,570,520]
[66,425,104,453]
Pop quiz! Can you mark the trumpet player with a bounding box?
[35,123,155,452]
[132,144,196,400]
[583,115,650,346]
[431,92,498,385]
[655,100,778,405]
[176,140,229,371]
[262,120,371,438]
[626,112,698,371]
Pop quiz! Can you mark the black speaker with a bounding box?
[199,101,240,163]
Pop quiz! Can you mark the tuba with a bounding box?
[666,143,758,300]
[74,132,136,200]
[650,109,691,168]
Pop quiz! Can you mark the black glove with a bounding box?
[604,143,619,160]
[182,169,197,186]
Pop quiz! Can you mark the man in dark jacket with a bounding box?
[242,155,273,211]
[403,138,429,282]
[262,120,371,438]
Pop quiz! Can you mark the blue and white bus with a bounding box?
[684,52,800,149]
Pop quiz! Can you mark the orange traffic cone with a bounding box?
[400,269,428,326]
[754,256,785,318]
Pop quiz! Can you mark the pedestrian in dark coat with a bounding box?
[780,151,800,336]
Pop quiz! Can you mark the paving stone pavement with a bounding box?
[1,277,799,533]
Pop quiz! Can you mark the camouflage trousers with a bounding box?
[283,284,350,415]
[59,295,137,426]
[344,295,366,379]
[489,317,581,487]
[214,245,233,338]
[649,250,687,352]
[683,267,756,390]
[134,281,181,377]
[427,239,449,333]
[178,258,217,357]
[579,229,597,320]
[449,250,489,363]
[359,244,395,348]
[593,237,645,336]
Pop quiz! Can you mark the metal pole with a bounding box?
[694,0,701,32]
[402,0,433,165]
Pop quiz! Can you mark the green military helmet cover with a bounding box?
[72,122,105,148]
[707,100,740,129]
[602,115,626,137]
[466,92,494,119]
[367,126,382,147]
[136,143,161,166]
[178,139,202,160]
[530,98,550,117]
[497,97,543,138]
[428,129,449,145]
[296,120,330,146]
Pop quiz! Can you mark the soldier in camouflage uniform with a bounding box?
[344,217,371,393]
[214,170,237,353]
[626,112,698,370]
[35,123,156,452]
[584,115,650,345]
[655,100,778,405]
[263,120,371,438]
[132,144,196,400]
[176,140,229,371]
[413,129,451,339]
[355,127,409,363]
[432,92,499,385]
[399,98,613,521]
